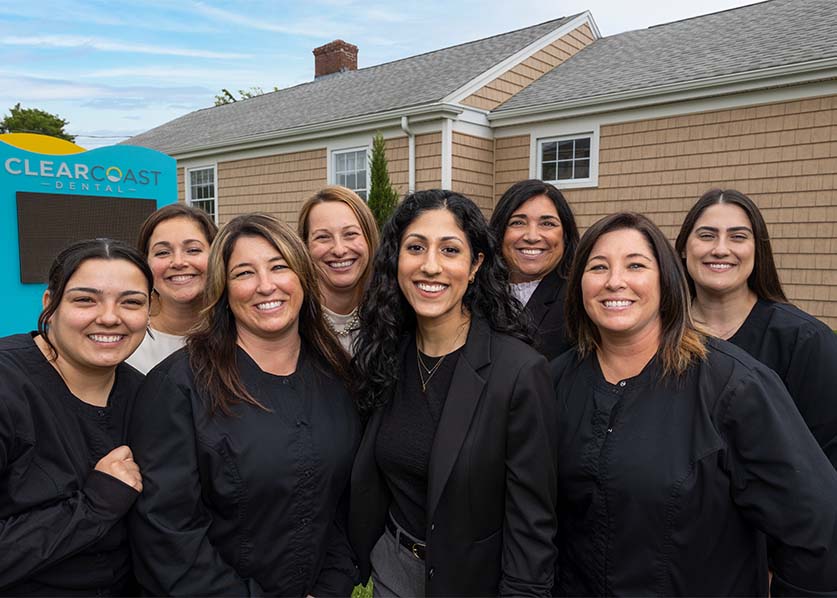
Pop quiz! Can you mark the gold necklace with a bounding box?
[416,319,469,392]
[324,308,360,337]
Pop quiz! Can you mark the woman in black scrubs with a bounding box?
[129,213,360,596]
[552,212,837,595]
[489,179,579,360]
[351,190,556,597]
[0,239,150,595]
[675,188,837,467]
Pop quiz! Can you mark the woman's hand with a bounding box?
[95,445,143,492]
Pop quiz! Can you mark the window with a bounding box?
[333,148,368,199]
[539,136,592,183]
[186,166,217,222]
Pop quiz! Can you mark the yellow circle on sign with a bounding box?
[0,133,85,155]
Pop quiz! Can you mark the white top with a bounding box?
[322,306,360,355]
[510,279,542,306]
[126,327,186,375]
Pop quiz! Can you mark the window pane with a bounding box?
[357,190,367,200]
[558,140,574,161]
[337,172,347,187]
[575,138,591,158]
[542,142,557,162]
[336,153,346,172]
[542,163,557,181]
[557,161,573,180]
[347,172,357,190]
[575,159,590,179]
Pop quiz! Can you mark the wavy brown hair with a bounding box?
[674,188,787,303]
[187,213,350,416]
[565,212,706,378]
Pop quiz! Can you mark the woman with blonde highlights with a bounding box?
[299,186,380,354]
[552,212,837,595]
[129,213,360,596]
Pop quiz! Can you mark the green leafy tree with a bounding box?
[214,86,279,106]
[0,103,75,141]
[367,131,400,230]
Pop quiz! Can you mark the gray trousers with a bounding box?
[370,518,426,597]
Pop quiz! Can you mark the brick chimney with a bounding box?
[313,40,358,78]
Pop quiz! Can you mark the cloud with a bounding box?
[187,1,358,38]
[1,34,252,59]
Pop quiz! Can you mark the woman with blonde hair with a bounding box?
[129,213,360,596]
[298,185,380,353]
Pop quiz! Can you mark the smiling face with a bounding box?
[582,228,662,343]
[147,216,210,306]
[684,203,756,297]
[227,235,303,343]
[305,201,370,304]
[502,194,565,283]
[397,209,483,330]
[45,258,150,373]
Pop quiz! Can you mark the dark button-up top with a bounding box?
[551,338,837,596]
[129,346,361,596]
[0,333,141,596]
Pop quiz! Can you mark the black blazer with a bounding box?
[525,269,571,361]
[349,317,557,597]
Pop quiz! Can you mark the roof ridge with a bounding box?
[647,0,774,29]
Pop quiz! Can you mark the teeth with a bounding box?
[417,282,446,292]
[520,249,543,255]
[706,263,733,271]
[89,334,123,343]
[329,260,355,269]
[256,301,282,310]
[169,274,195,283]
[603,300,632,308]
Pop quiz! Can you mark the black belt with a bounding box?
[385,516,426,560]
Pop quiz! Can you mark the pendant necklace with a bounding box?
[416,318,469,392]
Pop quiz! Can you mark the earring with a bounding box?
[469,275,475,284]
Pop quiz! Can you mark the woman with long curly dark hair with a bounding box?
[350,190,556,597]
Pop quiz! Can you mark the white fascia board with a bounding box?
[441,12,597,106]
[452,107,494,139]
[170,103,463,161]
[488,59,837,127]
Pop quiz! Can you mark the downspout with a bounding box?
[401,115,415,193]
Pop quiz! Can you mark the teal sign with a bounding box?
[0,134,176,336]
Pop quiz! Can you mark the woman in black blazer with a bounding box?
[489,180,579,360]
[350,190,557,597]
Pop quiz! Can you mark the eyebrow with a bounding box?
[229,255,284,269]
[151,238,205,247]
[695,225,753,233]
[587,252,653,262]
[509,212,560,220]
[66,287,148,298]
[404,233,464,243]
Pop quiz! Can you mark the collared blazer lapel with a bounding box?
[426,317,492,520]
[526,268,563,326]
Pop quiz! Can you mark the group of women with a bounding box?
[0,179,835,597]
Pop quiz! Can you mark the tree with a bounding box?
[214,86,279,106]
[0,103,75,141]
[367,131,400,230]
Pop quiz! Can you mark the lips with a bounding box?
[327,259,356,270]
[601,299,633,309]
[416,281,448,294]
[516,248,546,257]
[704,262,735,272]
[166,273,198,284]
[255,300,284,311]
[88,333,126,344]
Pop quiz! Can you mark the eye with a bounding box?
[313,234,330,242]
[153,250,171,258]
[587,263,607,272]
[344,231,361,239]
[541,220,560,228]
[231,269,253,279]
[272,263,288,272]
[72,295,95,304]
[507,219,525,228]
[123,298,147,308]
[628,262,646,270]
[730,233,750,242]
[696,232,715,241]
[441,246,461,255]
[404,243,425,254]
[186,247,203,255]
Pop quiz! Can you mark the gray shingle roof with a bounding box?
[495,0,837,113]
[126,15,576,155]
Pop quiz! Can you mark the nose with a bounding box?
[171,248,187,268]
[332,237,347,257]
[711,237,730,257]
[96,301,122,326]
[604,266,627,291]
[523,222,540,243]
[420,250,442,276]
[255,271,277,295]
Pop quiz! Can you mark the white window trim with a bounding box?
[527,123,600,189]
[185,164,218,223]
[329,145,371,199]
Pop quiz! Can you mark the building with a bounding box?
[127,0,837,326]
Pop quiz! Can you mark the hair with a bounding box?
[297,185,380,294]
[674,188,787,303]
[489,179,580,279]
[565,212,707,378]
[137,203,218,257]
[187,213,351,416]
[38,238,153,359]
[353,189,531,414]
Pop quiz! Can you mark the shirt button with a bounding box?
[428,567,435,579]
[431,523,435,531]
[619,380,626,387]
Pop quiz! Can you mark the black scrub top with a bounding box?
[729,298,837,466]
[128,345,361,597]
[0,333,141,596]
[551,338,837,596]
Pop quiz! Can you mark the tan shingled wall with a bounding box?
[177,167,185,203]
[451,131,494,215]
[416,132,442,190]
[494,135,531,200]
[216,149,327,225]
[462,24,595,111]
[494,95,837,326]
[385,136,409,197]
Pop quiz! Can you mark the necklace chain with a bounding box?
[323,308,360,336]
[416,319,469,392]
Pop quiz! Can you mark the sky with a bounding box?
[1,0,764,149]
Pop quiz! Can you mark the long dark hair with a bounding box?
[565,212,706,378]
[674,188,787,302]
[353,189,531,414]
[489,179,579,279]
[38,238,153,359]
[187,213,350,416]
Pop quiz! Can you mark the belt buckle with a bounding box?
[410,542,426,560]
